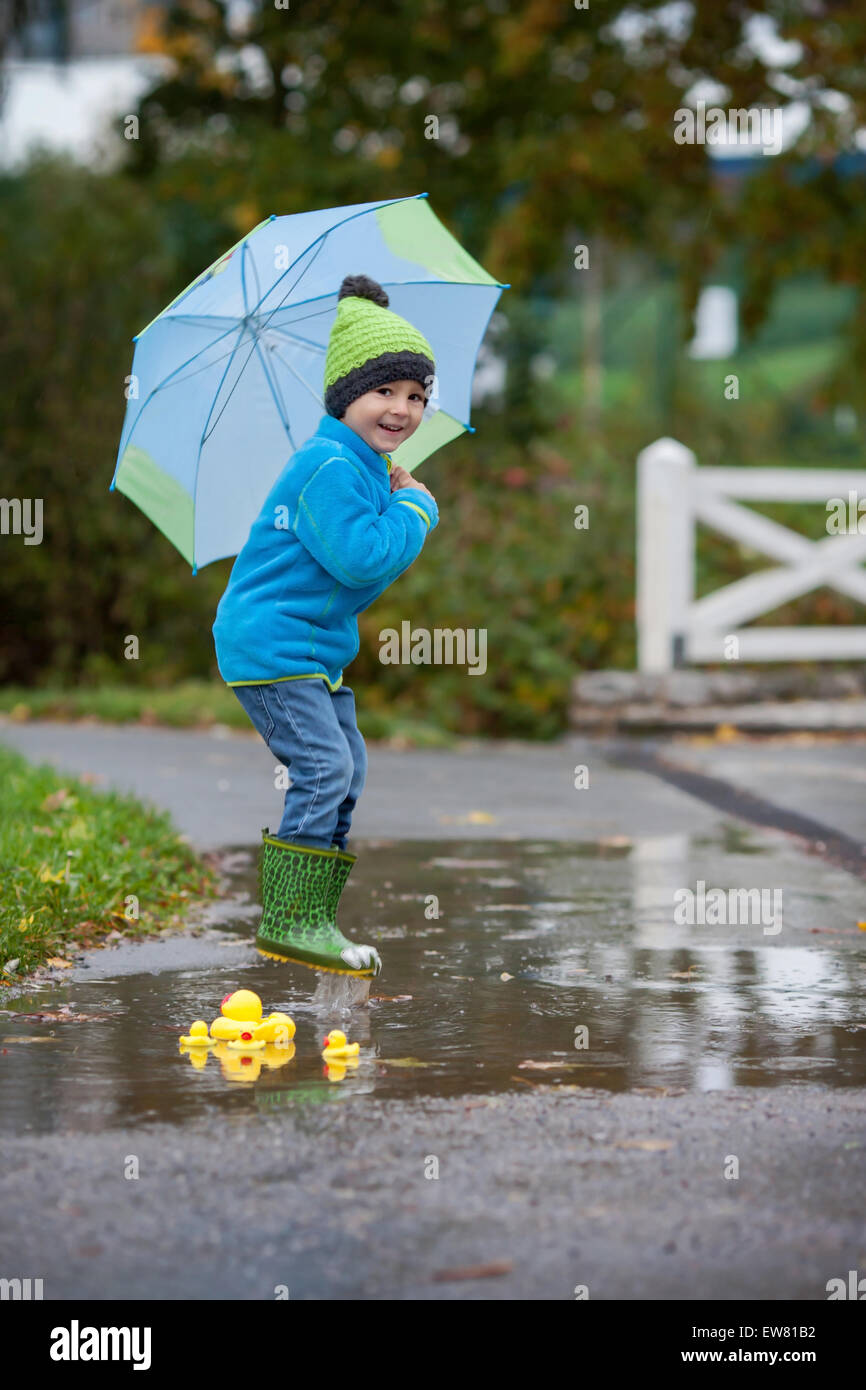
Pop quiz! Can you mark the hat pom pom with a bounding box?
[338,274,389,308]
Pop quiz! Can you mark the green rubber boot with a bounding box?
[255,833,382,977]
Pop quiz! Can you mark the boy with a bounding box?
[212,274,439,977]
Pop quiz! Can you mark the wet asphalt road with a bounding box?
[1,1086,864,1301]
[0,721,864,1300]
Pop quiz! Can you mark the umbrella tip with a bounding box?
[467,425,477,434]
[132,334,139,342]
[192,564,198,576]
[269,213,276,220]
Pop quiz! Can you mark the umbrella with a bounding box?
[110,193,508,572]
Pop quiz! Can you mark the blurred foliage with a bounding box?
[122,0,866,368]
[0,156,231,686]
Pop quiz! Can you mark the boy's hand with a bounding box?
[390,464,434,500]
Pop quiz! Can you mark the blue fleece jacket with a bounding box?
[212,413,439,691]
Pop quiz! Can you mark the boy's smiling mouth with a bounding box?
[377,422,404,435]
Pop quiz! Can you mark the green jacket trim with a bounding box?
[227,672,343,693]
[393,497,431,527]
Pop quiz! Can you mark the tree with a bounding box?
[120,3,866,341]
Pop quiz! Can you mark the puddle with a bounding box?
[1,833,865,1132]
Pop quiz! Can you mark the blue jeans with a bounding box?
[232,679,367,852]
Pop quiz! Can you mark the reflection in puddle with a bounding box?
[1,833,864,1133]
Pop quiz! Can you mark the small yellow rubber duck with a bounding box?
[226,1027,266,1052]
[179,1019,215,1047]
[322,1029,360,1060]
[209,1015,248,1041]
[253,1012,296,1045]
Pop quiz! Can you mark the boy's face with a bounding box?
[342,380,426,453]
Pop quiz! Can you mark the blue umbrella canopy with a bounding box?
[111,193,508,570]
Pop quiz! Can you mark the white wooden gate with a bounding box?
[637,437,866,673]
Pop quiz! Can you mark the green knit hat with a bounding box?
[324,274,435,418]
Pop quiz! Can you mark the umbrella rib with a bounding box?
[200,332,259,447]
[248,335,298,454]
[266,343,326,411]
[152,338,251,392]
[262,324,326,354]
[158,277,502,331]
[115,322,244,470]
[242,237,264,317]
[185,233,326,541]
[249,233,331,333]
[156,313,242,327]
[238,195,423,327]
[188,324,256,561]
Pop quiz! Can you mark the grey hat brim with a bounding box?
[325,350,435,418]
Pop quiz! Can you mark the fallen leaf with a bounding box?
[378,1057,435,1068]
[616,1139,673,1152]
[857,922,866,932]
[427,859,508,870]
[40,788,72,812]
[670,969,698,980]
[9,1009,114,1023]
[500,972,514,981]
[432,1260,512,1282]
[518,1059,627,1072]
[2,1036,60,1044]
[38,866,67,884]
[519,1060,569,1071]
[45,957,73,969]
[510,1077,589,1092]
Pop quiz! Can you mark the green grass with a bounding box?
[0,744,219,981]
[0,680,249,729]
[0,680,461,746]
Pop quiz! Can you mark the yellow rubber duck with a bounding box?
[227,1027,266,1052]
[220,989,263,1022]
[253,1012,296,1045]
[322,1029,360,1060]
[179,1019,215,1047]
[209,1015,248,1041]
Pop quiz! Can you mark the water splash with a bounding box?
[310,972,372,1013]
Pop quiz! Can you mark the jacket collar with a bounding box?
[315,413,392,474]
